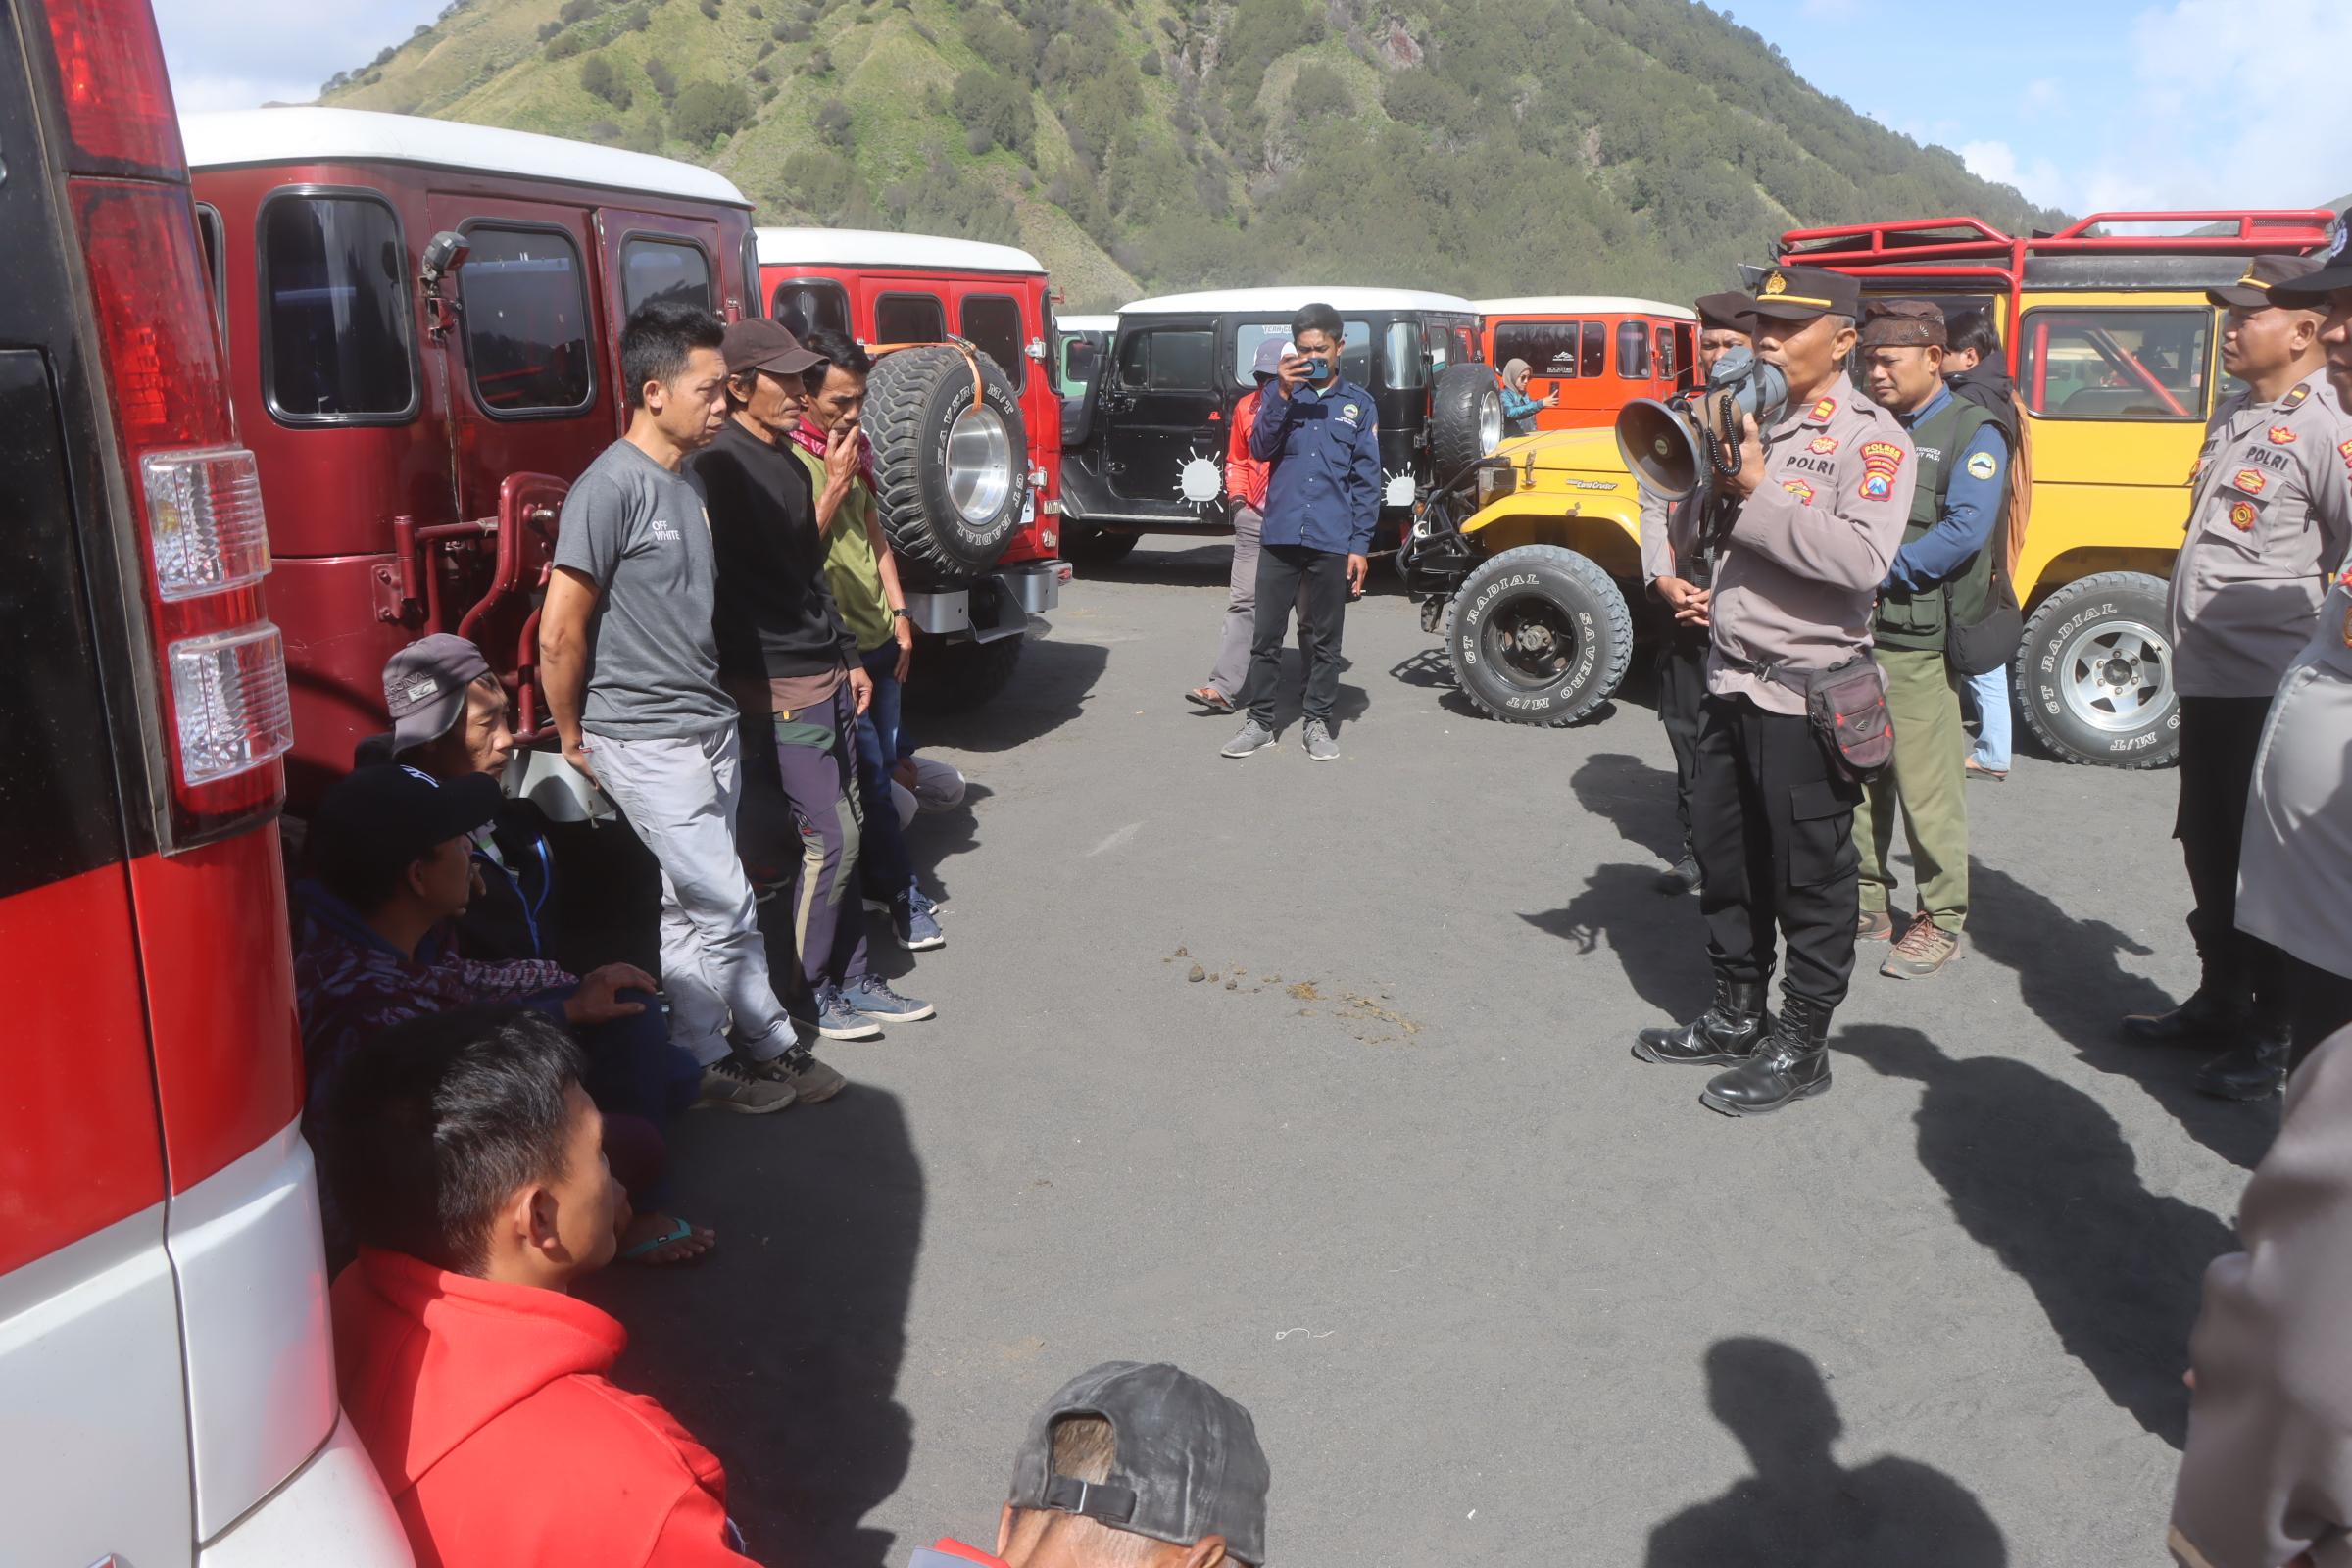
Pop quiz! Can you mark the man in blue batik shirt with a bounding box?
[1221,302,1382,762]
[1853,298,2011,981]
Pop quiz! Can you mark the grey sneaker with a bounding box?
[1221,719,1276,759]
[694,1054,798,1114]
[1301,719,1339,761]
[752,1045,848,1104]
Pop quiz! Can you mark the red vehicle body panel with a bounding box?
[758,252,1060,564]
[191,152,755,805]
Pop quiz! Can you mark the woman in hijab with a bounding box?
[1498,358,1558,437]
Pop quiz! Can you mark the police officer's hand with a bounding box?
[848,662,874,717]
[564,963,659,1025]
[1347,553,1368,596]
[1658,575,1710,628]
[1725,416,1767,499]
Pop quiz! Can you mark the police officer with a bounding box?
[1640,291,1754,892]
[2122,253,2352,1100]
[1221,302,1380,763]
[1851,299,2010,980]
[1633,265,1916,1116]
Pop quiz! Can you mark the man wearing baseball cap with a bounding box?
[912,1361,1270,1568]
[1639,289,1754,894]
[2123,249,2352,1102]
[1186,336,1290,714]
[1633,264,1916,1118]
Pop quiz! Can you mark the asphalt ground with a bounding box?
[588,537,2269,1567]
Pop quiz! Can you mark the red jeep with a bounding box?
[758,227,1067,707]
[183,107,760,809]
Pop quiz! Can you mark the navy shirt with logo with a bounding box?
[1250,375,1382,556]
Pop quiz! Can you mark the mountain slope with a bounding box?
[320,0,2067,310]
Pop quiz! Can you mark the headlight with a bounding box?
[1474,462,1518,510]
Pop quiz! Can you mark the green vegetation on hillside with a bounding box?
[320,0,2066,310]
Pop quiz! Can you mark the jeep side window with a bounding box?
[459,224,595,416]
[1123,328,1214,390]
[261,192,416,423]
[961,295,1025,388]
[2020,308,2211,420]
[1494,321,1580,379]
[1618,320,1651,380]
[875,292,945,345]
[771,280,850,341]
[621,236,712,315]
[1580,321,1606,378]
[1383,320,1429,389]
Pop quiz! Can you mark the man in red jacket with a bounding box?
[318,1004,756,1567]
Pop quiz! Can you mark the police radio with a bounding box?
[1613,347,1790,503]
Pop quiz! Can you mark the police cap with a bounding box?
[1693,291,1754,332]
[2208,252,2328,310]
[2270,211,2352,306]
[1744,265,1861,323]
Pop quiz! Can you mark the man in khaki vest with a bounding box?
[1851,300,2012,980]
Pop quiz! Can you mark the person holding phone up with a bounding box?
[1220,302,1382,763]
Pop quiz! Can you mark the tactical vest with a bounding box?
[1876,394,2004,653]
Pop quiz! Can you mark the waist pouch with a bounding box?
[1944,579,2022,678]
[1763,655,1895,781]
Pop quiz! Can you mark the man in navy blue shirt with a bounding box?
[1221,302,1382,762]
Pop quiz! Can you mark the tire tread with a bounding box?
[1446,544,1634,727]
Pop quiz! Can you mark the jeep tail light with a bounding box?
[144,447,270,598]
[40,0,187,178]
[74,177,290,846]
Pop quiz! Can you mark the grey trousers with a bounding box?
[586,720,795,1066]
[1206,505,1262,701]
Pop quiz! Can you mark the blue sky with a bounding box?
[155,0,2350,216]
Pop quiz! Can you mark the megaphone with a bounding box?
[1613,347,1790,502]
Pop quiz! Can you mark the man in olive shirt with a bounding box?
[2126,254,2352,1100]
[541,302,844,1108]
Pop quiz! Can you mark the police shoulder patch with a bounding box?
[1964,450,1998,481]
[1808,396,1838,422]
[2340,436,2352,474]
[2232,467,2268,496]
[2229,500,2257,532]
[2283,384,2312,410]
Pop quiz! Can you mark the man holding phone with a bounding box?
[1221,302,1381,761]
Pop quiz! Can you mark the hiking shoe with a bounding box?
[812,985,882,1041]
[753,1045,847,1104]
[892,890,945,952]
[1658,851,1701,895]
[694,1055,798,1115]
[1856,907,1896,943]
[1881,915,1961,980]
[1221,719,1276,759]
[842,974,934,1023]
[1301,719,1340,761]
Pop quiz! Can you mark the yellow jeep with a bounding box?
[1401,210,2338,767]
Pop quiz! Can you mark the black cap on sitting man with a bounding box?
[987,1361,1270,1567]
[309,763,502,914]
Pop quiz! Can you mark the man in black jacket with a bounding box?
[688,318,934,1042]
[1941,306,2024,780]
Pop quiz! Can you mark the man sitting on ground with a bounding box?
[913,1361,1269,1568]
[320,1005,758,1566]
[295,763,725,1263]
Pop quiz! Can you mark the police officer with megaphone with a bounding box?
[1627,264,1917,1117]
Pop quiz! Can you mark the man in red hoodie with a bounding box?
[319,1004,756,1567]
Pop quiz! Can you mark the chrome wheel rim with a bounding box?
[947,404,1014,522]
[2058,616,2171,732]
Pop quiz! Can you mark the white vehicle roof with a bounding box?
[1477,296,1698,319]
[180,108,750,207]
[757,226,1046,275]
[1119,285,1479,316]
[1056,315,1117,332]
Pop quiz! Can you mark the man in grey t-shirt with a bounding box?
[540,301,844,1112]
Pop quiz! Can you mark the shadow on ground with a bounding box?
[906,632,1110,754]
[1522,863,1707,1019]
[1967,862,2278,1170]
[1842,1023,2236,1447]
[1644,1336,2008,1566]
[589,1087,925,1568]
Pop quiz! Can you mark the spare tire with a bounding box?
[1431,362,1505,481]
[863,345,1029,591]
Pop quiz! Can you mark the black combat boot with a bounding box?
[1633,975,1769,1066]
[2121,950,2249,1046]
[2192,1026,2291,1102]
[1699,994,1834,1116]
[1657,845,1701,895]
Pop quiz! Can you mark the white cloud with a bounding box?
[1960,140,2070,210]
[155,0,448,110]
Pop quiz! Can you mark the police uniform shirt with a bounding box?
[1638,482,1704,587]
[2167,368,2352,699]
[2237,565,2352,981]
[1706,390,1919,714]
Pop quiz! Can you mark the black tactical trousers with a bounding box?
[1244,543,1349,727]
[2175,695,2286,1025]
[1690,692,1864,1009]
[1655,621,1710,853]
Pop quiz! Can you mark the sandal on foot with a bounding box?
[619,1213,715,1266]
[1184,686,1235,712]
